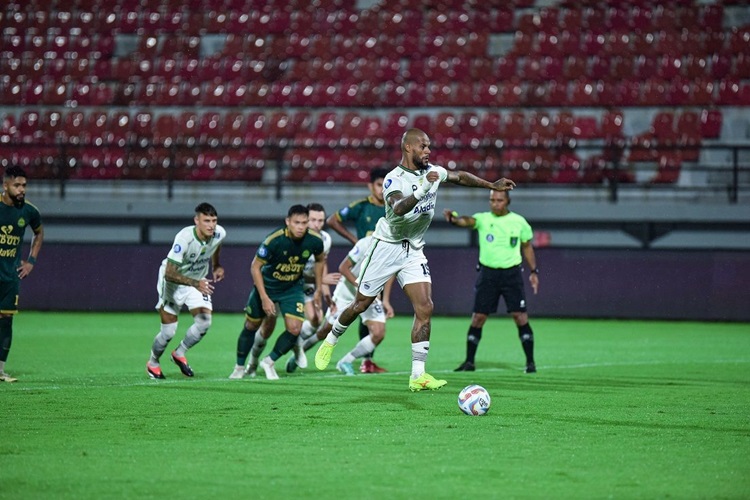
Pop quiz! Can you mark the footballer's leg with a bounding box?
[170,289,213,377]
[231,316,264,379]
[231,289,268,379]
[147,305,179,379]
[339,301,387,375]
[171,309,212,377]
[0,314,17,383]
[259,294,304,380]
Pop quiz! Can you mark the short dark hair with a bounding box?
[370,167,389,183]
[288,204,309,217]
[4,166,27,180]
[195,202,217,217]
[307,202,325,213]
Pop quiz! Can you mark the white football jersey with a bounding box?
[332,235,373,304]
[373,164,448,249]
[303,229,331,282]
[159,224,226,281]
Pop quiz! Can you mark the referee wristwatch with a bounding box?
[530,268,539,274]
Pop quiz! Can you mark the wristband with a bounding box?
[27,256,36,265]
[414,180,433,200]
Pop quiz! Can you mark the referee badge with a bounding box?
[510,237,519,247]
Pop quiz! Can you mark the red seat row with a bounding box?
[0,108,722,150]
[4,78,747,108]
[0,3,726,37]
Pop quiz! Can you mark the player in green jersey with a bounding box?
[230,204,325,380]
[444,190,539,374]
[0,166,44,383]
[326,167,388,245]
[325,167,391,373]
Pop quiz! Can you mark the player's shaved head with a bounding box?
[401,128,428,151]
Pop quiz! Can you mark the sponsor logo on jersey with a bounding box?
[384,179,392,188]
[302,250,310,258]
[17,218,26,227]
[363,282,371,290]
[341,207,350,216]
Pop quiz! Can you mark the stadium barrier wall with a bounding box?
[20,244,750,322]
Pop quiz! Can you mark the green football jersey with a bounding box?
[255,227,324,293]
[335,196,385,239]
[0,200,42,281]
[473,211,533,269]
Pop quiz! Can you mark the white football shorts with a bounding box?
[326,295,386,325]
[356,239,431,298]
[156,279,213,315]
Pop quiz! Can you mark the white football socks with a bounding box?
[411,341,430,378]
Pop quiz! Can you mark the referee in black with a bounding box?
[444,190,539,373]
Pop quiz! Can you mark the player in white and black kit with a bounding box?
[288,234,394,375]
[314,128,515,391]
[300,204,334,335]
[146,202,226,379]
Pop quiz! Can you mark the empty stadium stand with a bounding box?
[0,0,748,191]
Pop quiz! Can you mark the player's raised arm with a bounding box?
[445,170,515,191]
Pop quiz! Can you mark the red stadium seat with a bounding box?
[650,154,682,184]
[17,111,42,144]
[153,115,178,147]
[106,112,133,147]
[40,111,64,143]
[133,112,154,147]
[174,112,199,147]
[62,111,86,145]
[222,112,246,147]
[601,110,624,142]
[81,111,109,146]
[199,112,223,147]
[433,112,459,148]
[700,109,722,139]
[572,115,599,140]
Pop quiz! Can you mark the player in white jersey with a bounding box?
[314,128,515,391]
[287,235,394,375]
[146,202,226,379]
[300,203,334,332]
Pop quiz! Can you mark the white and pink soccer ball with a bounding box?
[457,384,491,416]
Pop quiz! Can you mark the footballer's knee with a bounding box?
[413,297,434,321]
[511,312,528,325]
[471,313,488,328]
[367,323,385,344]
[194,313,212,334]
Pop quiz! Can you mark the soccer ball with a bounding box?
[457,384,491,416]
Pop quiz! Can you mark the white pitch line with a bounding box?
[8,358,748,391]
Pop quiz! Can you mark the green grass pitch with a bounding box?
[3,312,749,499]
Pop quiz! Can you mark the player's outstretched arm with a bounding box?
[326,212,357,246]
[443,209,476,228]
[446,170,515,191]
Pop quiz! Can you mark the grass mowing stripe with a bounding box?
[3,312,749,499]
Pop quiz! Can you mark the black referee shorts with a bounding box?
[472,264,527,315]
